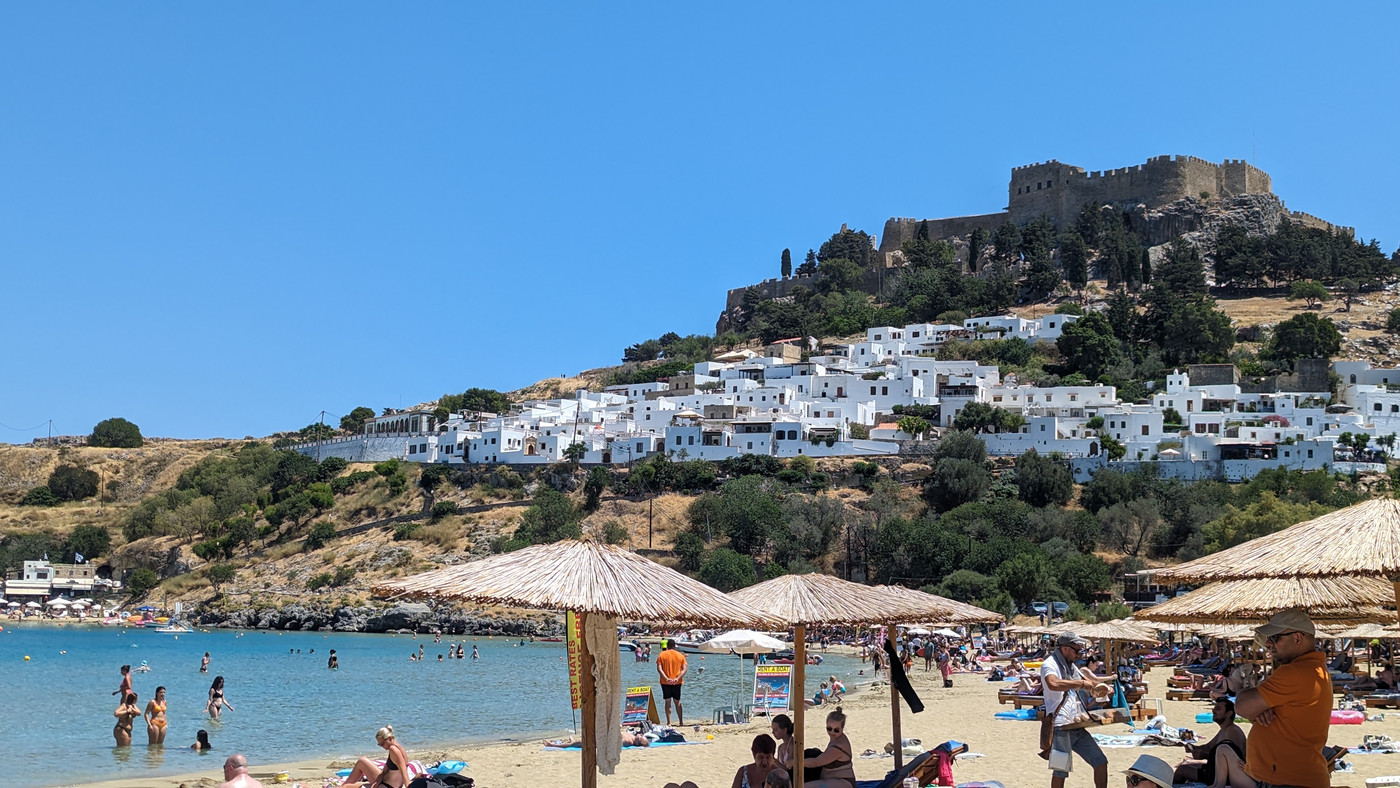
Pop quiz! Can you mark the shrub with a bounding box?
[20,486,60,507]
[431,500,459,520]
[48,465,99,501]
[90,417,144,448]
[373,459,401,477]
[192,539,223,561]
[775,469,806,484]
[602,520,628,545]
[306,483,334,511]
[307,566,356,590]
[387,472,408,497]
[698,548,756,592]
[331,470,376,495]
[420,464,454,490]
[304,521,337,551]
[393,520,423,541]
[207,563,236,591]
[127,568,159,595]
[788,455,816,476]
[808,472,829,490]
[317,456,349,480]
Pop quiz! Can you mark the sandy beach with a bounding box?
[67,655,1400,788]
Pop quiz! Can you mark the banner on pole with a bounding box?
[753,664,793,711]
[566,611,585,710]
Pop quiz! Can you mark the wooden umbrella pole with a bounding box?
[580,611,597,788]
[794,624,807,788]
[887,622,903,771]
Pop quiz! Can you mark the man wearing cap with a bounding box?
[1041,632,1111,788]
[1222,609,1331,788]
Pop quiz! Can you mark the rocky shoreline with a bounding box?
[193,601,564,636]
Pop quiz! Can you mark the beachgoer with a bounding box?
[828,676,845,699]
[545,728,649,748]
[113,664,133,696]
[144,685,168,745]
[471,645,479,659]
[770,714,795,775]
[192,729,212,751]
[765,770,791,788]
[1172,697,1246,787]
[1221,609,1331,788]
[328,650,339,669]
[1123,754,1173,787]
[409,653,417,661]
[207,675,234,719]
[657,639,688,725]
[731,734,778,788]
[113,691,140,746]
[342,725,409,788]
[1042,632,1110,788]
[938,647,954,688]
[805,707,855,788]
[219,753,266,788]
[201,652,211,673]
[437,654,444,662]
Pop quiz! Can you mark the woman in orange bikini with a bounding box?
[144,686,168,744]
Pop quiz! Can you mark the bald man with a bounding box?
[219,754,265,788]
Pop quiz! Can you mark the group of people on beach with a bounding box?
[109,660,231,754]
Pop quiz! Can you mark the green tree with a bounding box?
[1287,280,1330,309]
[1202,493,1332,552]
[796,249,818,277]
[817,228,875,269]
[923,459,990,512]
[995,551,1051,607]
[1265,313,1342,369]
[583,466,609,511]
[781,248,792,279]
[90,417,143,448]
[933,569,997,602]
[63,524,111,562]
[1387,308,1400,335]
[1099,498,1159,557]
[431,500,459,519]
[816,258,865,294]
[207,563,236,593]
[674,531,705,572]
[698,548,757,592]
[305,482,334,511]
[20,485,60,506]
[48,465,99,501]
[1336,279,1359,311]
[953,402,1023,434]
[933,430,987,464]
[709,475,785,555]
[1056,312,1122,380]
[304,521,337,551]
[339,407,376,433]
[1014,450,1073,507]
[895,415,931,438]
[967,226,989,272]
[992,220,1021,262]
[514,488,583,545]
[1058,553,1111,603]
[127,568,159,595]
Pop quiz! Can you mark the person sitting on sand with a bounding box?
[342,725,409,788]
[770,714,795,775]
[545,728,650,748]
[805,708,856,788]
[192,729,212,751]
[731,734,778,788]
[219,753,265,788]
[1172,697,1246,788]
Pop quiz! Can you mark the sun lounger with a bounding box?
[1366,695,1400,708]
[1012,694,1044,709]
[1166,687,1214,701]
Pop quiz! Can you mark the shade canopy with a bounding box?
[873,584,1005,625]
[699,629,787,655]
[25,602,41,608]
[374,540,776,627]
[1076,619,1159,644]
[933,628,964,638]
[46,599,68,607]
[729,574,960,626]
[1154,498,1400,583]
[1133,576,1396,625]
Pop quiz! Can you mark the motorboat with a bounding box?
[153,620,192,633]
[672,629,716,654]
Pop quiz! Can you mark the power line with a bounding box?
[0,419,54,433]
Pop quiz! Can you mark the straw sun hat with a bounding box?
[1123,754,1173,788]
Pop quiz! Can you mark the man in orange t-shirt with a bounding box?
[1223,609,1331,788]
[657,639,688,725]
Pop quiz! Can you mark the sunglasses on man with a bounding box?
[1266,630,1301,644]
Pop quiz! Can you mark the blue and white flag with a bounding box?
[74,553,85,563]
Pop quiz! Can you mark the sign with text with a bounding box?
[753,664,793,711]
[623,686,654,725]
[566,611,585,710]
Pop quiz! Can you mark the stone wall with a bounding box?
[878,212,1010,254]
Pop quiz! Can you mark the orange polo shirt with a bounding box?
[1246,650,1331,788]
[657,649,686,685]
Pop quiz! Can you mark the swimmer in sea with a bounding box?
[207,675,234,720]
[201,652,210,673]
[328,649,338,669]
[471,645,479,660]
[114,691,140,746]
[145,686,168,745]
[113,664,132,697]
[192,729,211,751]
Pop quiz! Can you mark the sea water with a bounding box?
[0,625,862,787]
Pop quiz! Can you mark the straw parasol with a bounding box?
[874,584,1005,625]
[1153,498,1400,616]
[375,540,775,788]
[1076,618,1158,645]
[1133,576,1396,626]
[730,574,968,785]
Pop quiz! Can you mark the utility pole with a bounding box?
[648,496,653,549]
[317,410,326,462]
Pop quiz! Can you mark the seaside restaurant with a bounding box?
[3,559,98,603]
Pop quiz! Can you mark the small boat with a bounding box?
[538,637,563,643]
[672,629,716,654]
[153,619,192,633]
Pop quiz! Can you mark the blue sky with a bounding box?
[2,3,1397,439]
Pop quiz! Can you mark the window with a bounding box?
[1306,417,1314,426]
[747,441,753,450]
[874,334,882,340]
[881,386,888,396]
[408,445,416,454]
[687,435,694,445]
[1142,425,1149,436]
[912,331,920,338]
[870,386,877,395]
[1308,450,1314,458]
[676,436,682,445]
[1376,403,1383,412]
[1040,424,1046,432]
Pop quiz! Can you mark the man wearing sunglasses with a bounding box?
[1041,632,1110,788]
[1221,609,1331,788]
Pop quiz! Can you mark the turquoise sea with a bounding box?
[2,624,862,787]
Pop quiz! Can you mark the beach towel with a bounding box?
[883,639,924,714]
[585,613,622,775]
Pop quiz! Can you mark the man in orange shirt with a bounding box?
[1218,609,1331,788]
[657,639,688,725]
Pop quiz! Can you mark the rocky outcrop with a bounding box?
[193,602,564,636]
[1118,193,1288,249]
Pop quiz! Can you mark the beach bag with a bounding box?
[1038,694,1069,760]
[408,777,473,788]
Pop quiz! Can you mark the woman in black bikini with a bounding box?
[342,725,409,788]
[207,675,234,719]
[805,708,856,788]
[113,691,140,746]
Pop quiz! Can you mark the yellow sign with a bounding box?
[566,611,585,710]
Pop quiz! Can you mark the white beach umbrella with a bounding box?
[934,628,963,638]
[25,601,41,608]
[700,629,788,708]
[6,601,19,607]
[70,601,89,609]
[46,599,69,607]
[904,626,932,636]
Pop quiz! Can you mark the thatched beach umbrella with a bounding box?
[873,584,1006,625]
[1133,575,1396,626]
[1077,618,1158,645]
[730,574,967,785]
[1153,498,1400,614]
[375,540,775,788]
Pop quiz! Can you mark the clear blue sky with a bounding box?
[2,3,1397,440]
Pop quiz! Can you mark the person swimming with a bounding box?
[144,686,168,745]
[192,729,211,751]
